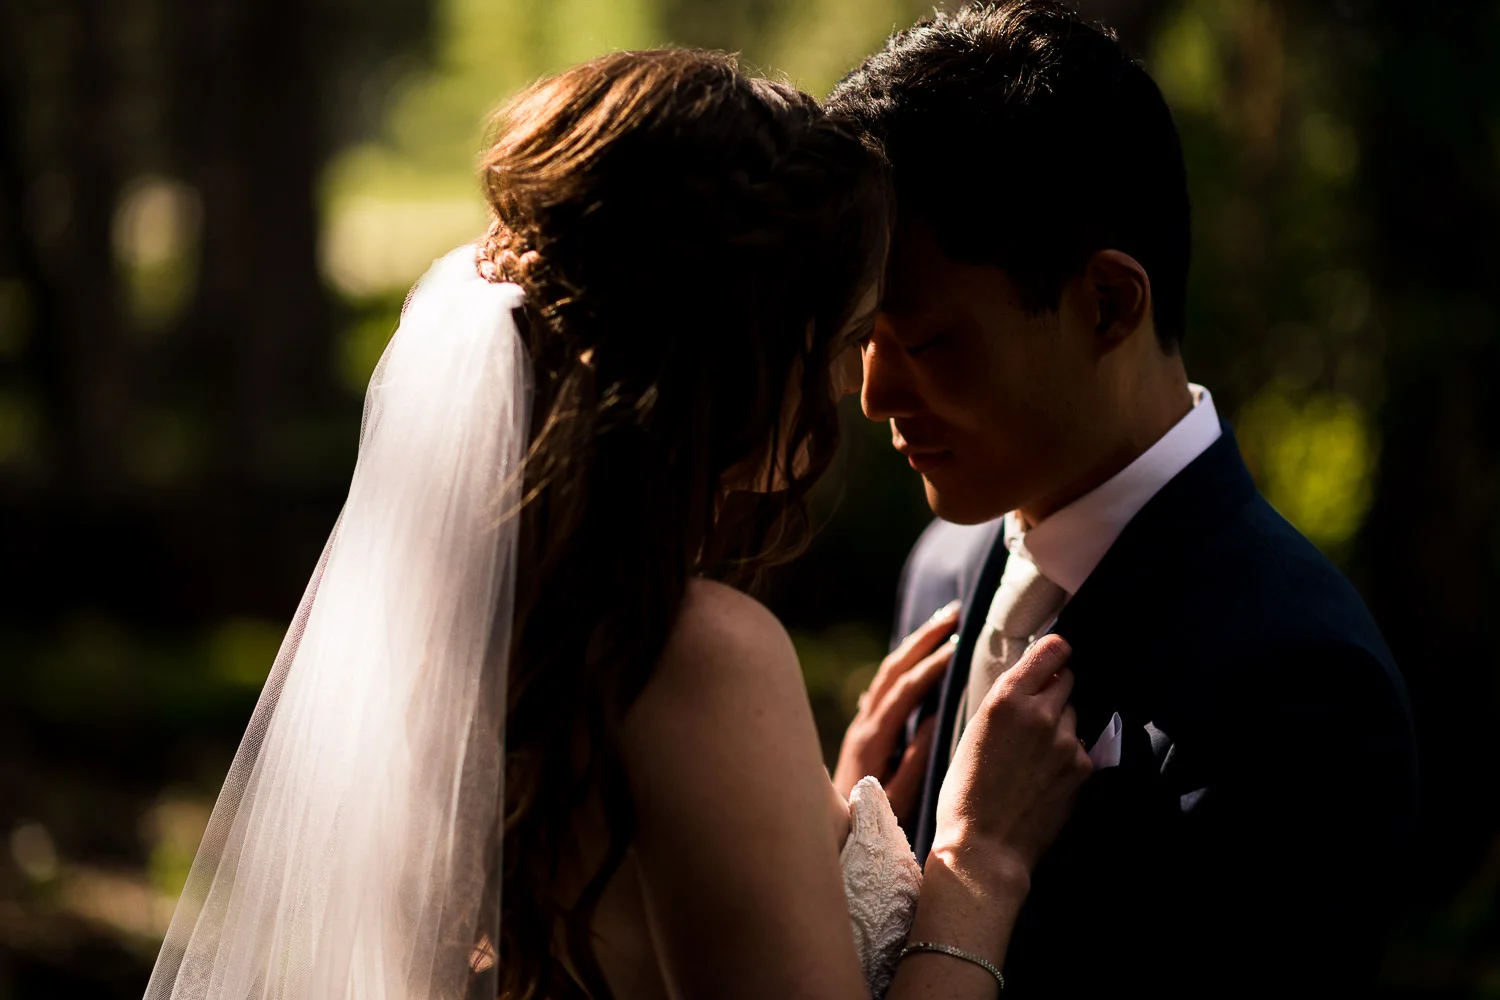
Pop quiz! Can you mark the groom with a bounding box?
[828,2,1419,996]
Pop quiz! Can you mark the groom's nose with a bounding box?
[861,329,922,422]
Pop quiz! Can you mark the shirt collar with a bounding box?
[1004,384,1222,595]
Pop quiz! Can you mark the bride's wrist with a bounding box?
[927,839,1032,901]
[910,849,1029,968]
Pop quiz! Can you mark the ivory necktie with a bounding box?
[953,555,1068,757]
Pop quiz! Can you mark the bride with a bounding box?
[145,49,1091,1000]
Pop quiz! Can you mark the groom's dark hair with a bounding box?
[826,0,1192,348]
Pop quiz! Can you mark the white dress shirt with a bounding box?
[977,385,1220,767]
[1004,384,1221,597]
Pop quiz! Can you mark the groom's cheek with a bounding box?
[913,323,1005,408]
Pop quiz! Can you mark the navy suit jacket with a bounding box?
[894,423,1418,997]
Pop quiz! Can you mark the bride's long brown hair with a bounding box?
[482,49,890,999]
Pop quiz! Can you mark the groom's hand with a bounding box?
[833,601,960,824]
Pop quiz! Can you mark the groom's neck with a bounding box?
[1018,355,1193,527]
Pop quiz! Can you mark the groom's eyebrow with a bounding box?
[875,291,929,319]
[878,294,948,324]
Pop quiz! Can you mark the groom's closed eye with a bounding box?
[897,330,951,357]
[905,335,944,357]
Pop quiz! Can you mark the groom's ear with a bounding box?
[1081,250,1152,348]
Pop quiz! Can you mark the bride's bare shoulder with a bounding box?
[628,578,806,727]
[678,577,790,651]
[622,579,836,853]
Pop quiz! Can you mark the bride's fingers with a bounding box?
[1033,665,1075,716]
[1058,702,1079,743]
[867,606,959,708]
[867,601,960,706]
[885,714,936,822]
[1058,705,1095,781]
[872,641,954,741]
[1004,634,1072,696]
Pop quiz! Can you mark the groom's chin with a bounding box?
[920,476,1007,526]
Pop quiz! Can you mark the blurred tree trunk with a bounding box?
[1351,0,1500,927]
[0,0,129,497]
[0,0,435,624]
[163,0,342,619]
[179,0,333,485]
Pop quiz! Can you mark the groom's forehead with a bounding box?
[878,289,947,324]
[878,270,947,322]
[880,224,956,316]
[880,241,1004,322]
[876,292,973,341]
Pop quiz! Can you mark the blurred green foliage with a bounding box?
[0,0,1497,995]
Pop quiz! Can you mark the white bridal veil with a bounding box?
[145,246,530,1000]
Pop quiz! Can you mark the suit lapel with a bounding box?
[912,528,1009,861]
[912,422,1259,863]
[1050,423,1257,734]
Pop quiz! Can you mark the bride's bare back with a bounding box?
[563,579,858,999]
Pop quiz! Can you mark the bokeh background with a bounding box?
[1,0,1497,995]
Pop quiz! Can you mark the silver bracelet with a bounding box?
[899,940,1006,991]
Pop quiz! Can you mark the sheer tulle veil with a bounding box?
[145,245,530,1000]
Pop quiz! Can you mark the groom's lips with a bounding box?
[895,439,952,473]
[904,450,952,473]
[893,426,952,473]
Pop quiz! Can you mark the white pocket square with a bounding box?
[1088,712,1123,770]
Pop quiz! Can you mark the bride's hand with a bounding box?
[933,634,1092,886]
[832,601,960,823]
